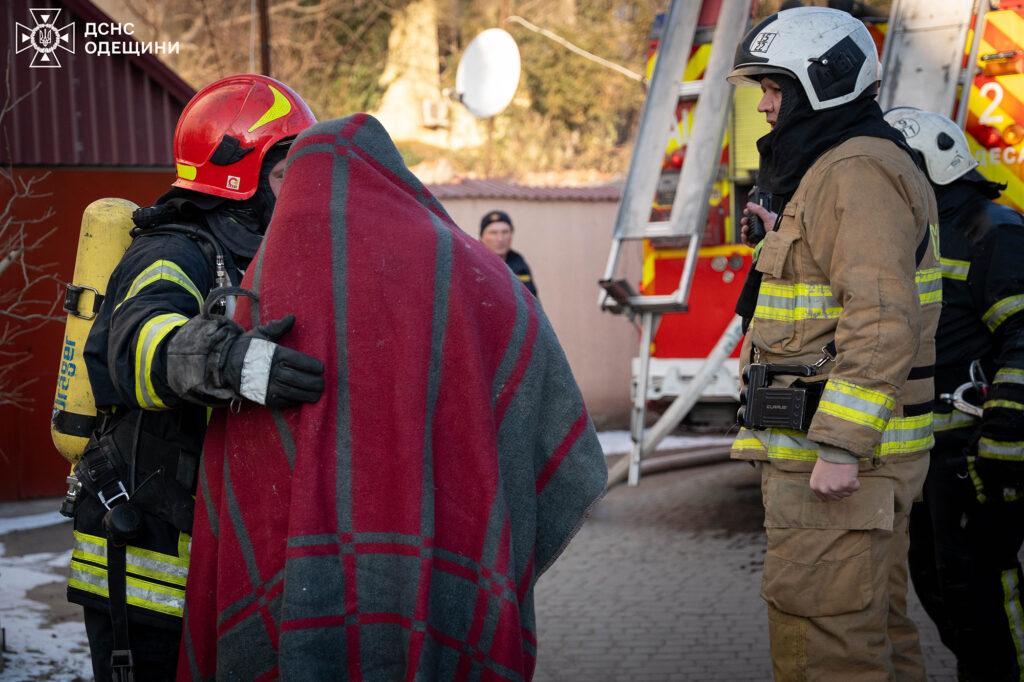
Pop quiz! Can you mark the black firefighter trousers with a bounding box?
[909,427,1024,681]
[83,606,179,681]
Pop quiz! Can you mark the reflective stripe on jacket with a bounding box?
[69,529,190,618]
[84,230,238,411]
[732,137,941,462]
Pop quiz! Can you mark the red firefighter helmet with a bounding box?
[172,74,316,201]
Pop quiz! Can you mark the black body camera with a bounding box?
[738,363,825,431]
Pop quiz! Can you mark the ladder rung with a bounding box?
[644,221,680,238]
[679,80,702,97]
[626,295,689,314]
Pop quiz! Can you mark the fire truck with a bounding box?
[638,0,1024,424]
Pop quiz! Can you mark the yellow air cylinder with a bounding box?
[51,198,137,463]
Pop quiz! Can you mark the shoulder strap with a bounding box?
[130,223,222,277]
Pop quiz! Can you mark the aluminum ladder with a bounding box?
[599,0,750,486]
[877,0,982,124]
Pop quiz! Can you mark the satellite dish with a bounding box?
[455,28,521,119]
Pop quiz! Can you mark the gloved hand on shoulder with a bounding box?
[168,313,324,409]
[222,315,324,409]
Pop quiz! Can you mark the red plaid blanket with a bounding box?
[177,114,606,681]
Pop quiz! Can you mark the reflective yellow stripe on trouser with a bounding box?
[69,530,190,617]
[1002,570,1024,675]
[734,414,935,462]
[134,313,188,409]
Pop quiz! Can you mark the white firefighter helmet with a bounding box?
[727,7,879,111]
[883,107,978,185]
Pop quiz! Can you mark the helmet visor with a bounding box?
[726,64,795,86]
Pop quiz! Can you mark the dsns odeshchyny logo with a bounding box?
[16,9,75,68]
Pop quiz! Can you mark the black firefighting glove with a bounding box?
[973,455,1024,505]
[168,313,324,409]
[222,315,324,409]
[979,368,1024,443]
[975,368,1024,503]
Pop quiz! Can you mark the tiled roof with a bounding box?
[427,178,622,202]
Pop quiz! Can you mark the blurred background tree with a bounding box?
[93,0,660,182]
[94,0,890,183]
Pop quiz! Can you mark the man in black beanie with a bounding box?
[479,210,538,298]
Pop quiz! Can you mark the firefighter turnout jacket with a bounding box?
[70,226,240,627]
[907,179,1024,680]
[732,136,941,463]
[946,196,1019,462]
[505,249,538,298]
[935,198,1024,463]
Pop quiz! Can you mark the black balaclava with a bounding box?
[754,73,910,200]
[135,142,292,270]
[936,169,1006,245]
[937,169,1003,220]
[735,73,917,328]
[205,142,291,268]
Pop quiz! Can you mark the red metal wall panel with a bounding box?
[0,167,173,500]
[0,0,195,498]
[0,0,193,166]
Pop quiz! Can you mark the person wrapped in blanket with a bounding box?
[176,114,607,681]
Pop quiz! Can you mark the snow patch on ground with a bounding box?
[0,431,732,679]
[0,511,69,535]
[596,430,733,456]
[1,542,91,680]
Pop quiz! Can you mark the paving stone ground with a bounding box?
[0,463,960,680]
[533,460,958,682]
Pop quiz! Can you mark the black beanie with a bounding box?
[480,210,513,235]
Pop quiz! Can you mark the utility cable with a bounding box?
[505,15,643,82]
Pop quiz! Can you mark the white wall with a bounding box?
[438,197,641,427]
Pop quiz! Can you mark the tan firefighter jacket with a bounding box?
[732,136,941,464]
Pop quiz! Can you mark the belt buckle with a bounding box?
[111,648,134,681]
[98,481,129,510]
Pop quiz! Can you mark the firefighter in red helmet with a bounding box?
[68,75,322,682]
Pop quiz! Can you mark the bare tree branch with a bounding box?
[0,58,62,411]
